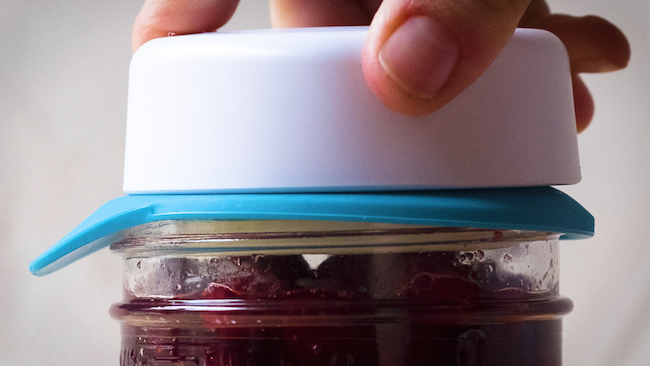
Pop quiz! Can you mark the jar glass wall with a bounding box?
[110,220,572,366]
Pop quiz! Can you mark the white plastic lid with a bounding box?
[123,27,580,194]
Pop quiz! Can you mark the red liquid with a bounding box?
[111,252,571,366]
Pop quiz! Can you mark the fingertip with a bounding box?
[132,0,239,53]
[362,50,450,116]
[524,14,631,74]
[362,0,529,116]
[573,75,594,133]
[362,15,460,116]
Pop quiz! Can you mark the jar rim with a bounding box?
[110,220,558,257]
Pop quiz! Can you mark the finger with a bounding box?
[132,0,240,53]
[573,75,594,133]
[518,0,550,23]
[269,0,379,28]
[522,14,630,73]
[520,9,629,131]
[362,0,532,116]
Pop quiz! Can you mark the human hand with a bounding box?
[132,0,629,132]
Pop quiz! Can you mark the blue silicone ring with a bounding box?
[30,187,593,276]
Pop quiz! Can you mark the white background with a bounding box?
[1,1,648,365]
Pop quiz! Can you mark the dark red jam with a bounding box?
[111,249,571,366]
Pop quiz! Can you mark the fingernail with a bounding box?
[378,16,460,98]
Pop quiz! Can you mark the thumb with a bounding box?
[363,0,531,116]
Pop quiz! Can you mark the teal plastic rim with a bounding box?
[29,187,593,276]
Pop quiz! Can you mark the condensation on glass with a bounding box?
[110,219,572,366]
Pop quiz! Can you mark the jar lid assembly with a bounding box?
[30,27,593,276]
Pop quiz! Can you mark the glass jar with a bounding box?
[110,219,571,366]
[28,28,594,366]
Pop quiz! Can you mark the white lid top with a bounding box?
[123,27,580,194]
